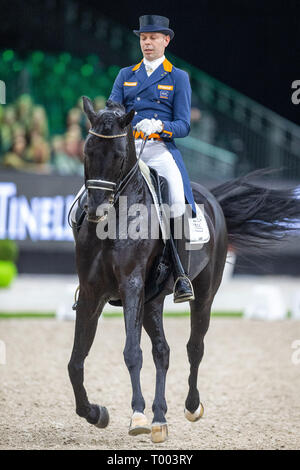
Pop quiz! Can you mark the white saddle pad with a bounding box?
[188,204,210,242]
[185,204,210,250]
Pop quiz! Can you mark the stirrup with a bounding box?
[173,275,195,303]
[72,285,80,310]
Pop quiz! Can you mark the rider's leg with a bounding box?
[135,139,194,303]
[170,216,194,303]
[136,140,185,216]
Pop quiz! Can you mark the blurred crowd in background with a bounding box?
[0,94,111,175]
[0,93,203,175]
[0,50,227,177]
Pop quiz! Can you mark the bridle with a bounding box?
[85,129,127,195]
[85,128,149,205]
[88,129,127,139]
[67,122,149,228]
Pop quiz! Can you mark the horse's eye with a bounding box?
[114,111,121,117]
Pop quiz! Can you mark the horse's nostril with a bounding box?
[84,204,88,210]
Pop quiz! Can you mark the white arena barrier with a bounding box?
[291,291,300,319]
[243,284,287,320]
[56,284,77,321]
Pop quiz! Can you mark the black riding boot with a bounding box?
[170,216,194,303]
[158,175,194,304]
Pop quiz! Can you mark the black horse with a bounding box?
[68,97,300,443]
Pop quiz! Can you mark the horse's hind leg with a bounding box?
[68,292,109,428]
[143,295,169,443]
[184,263,214,422]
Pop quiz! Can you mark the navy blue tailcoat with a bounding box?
[109,57,196,214]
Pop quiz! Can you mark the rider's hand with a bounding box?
[136,118,163,136]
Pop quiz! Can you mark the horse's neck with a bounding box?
[126,126,138,171]
[115,127,147,205]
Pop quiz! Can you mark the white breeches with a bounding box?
[135,139,185,218]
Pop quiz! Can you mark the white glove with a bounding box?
[136,118,163,136]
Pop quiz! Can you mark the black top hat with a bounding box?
[133,15,175,40]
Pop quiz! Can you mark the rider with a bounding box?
[109,15,196,303]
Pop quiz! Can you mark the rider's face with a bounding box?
[140,32,170,61]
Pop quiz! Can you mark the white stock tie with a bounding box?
[145,65,153,76]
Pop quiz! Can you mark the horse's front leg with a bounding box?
[68,290,109,428]
[143,295,169,443]
[120,274,150,436]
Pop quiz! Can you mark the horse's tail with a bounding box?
[211,169,300,253]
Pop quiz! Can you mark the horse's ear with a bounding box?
[82,96,96,126]
[118,109,135,128]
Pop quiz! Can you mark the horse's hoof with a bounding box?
[128,411,151,436]
[93,405,110,428]
[184,402,204,422]
[151,422,168,443]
